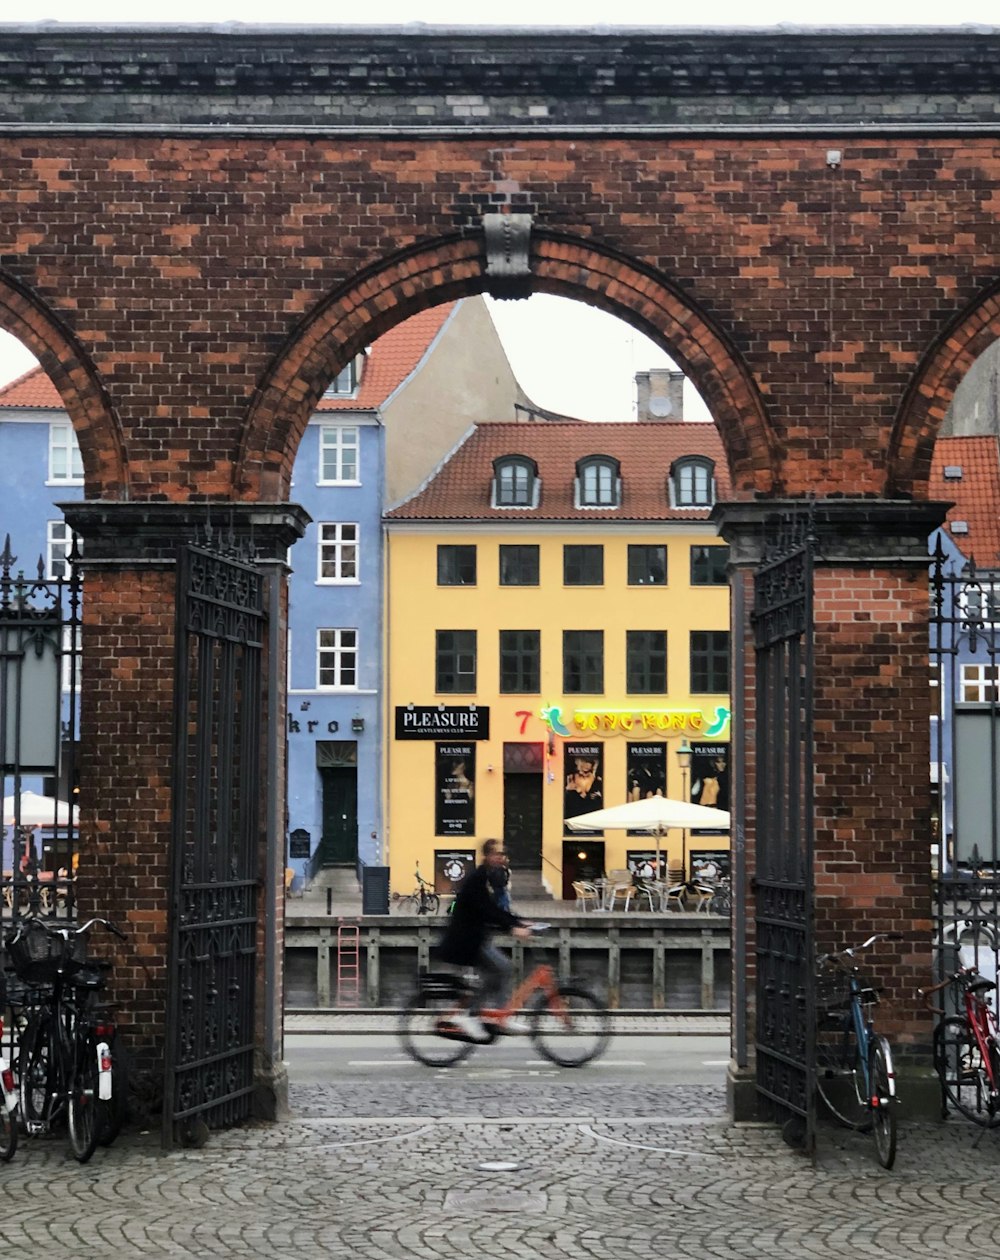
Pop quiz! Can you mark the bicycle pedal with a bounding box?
[435,1021,484,1044]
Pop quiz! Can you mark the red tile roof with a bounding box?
[386,420,730,522]
[0,366,61,408]
[0,302,457,413]
[317,303,455,411]
[930,435,1000,565]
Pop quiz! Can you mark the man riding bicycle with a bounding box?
[435,837,531,1041]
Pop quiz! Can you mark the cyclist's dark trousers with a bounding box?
[476,942,512,1009]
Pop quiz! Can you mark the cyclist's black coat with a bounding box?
[435,862,524,966]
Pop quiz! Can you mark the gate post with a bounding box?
[717,498,949,1131]
[61,501,308,1137]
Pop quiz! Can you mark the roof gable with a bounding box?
[930,435,1000,566]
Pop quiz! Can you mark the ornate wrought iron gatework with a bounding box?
[929,538,1000,1004]
[752,512,816,1140]
[165,536,265,1143]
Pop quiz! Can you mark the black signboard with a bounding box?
[563,742,604,834]
[396,705,489,741]
[689,741,730,835]
[435,743,476,836]
[434,849,476,894]
[288,828,311,859]
[690,849,731,881]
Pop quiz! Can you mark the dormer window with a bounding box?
[670,457,715,508]
[493,455,539,508]
[323,353,364,399]
[576,456,620,508]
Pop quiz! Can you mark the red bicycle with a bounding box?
[921,965,1000,1127]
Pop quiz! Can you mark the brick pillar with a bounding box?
[60,501,309,1124]
[716,498,947,1121]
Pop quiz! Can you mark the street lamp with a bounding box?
[676,739,692,880]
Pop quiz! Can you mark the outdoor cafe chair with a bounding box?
[571,881,599,913]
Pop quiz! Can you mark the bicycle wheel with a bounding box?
[530,985,611,1067]
[67,1042,101,1162]
[869,1036,898,1169]
[0,1080,16,1161]
[418,893,440,916]
[18,1012,57,1133]
[935,1016,1000,1127]
[98,1038,128,1146]
[398,981,477,1068]
[815,1010,871,1130]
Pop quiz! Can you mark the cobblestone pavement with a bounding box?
[2,1078,1000,1257]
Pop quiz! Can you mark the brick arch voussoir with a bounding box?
[238,231,777,500]
[888,282,1000,498]
[0,274,129,499]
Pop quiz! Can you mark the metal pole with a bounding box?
[681,766,688,879]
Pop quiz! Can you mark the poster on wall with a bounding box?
[625,742,667,835]
[563,742,604,834]
[690,849,731,882]
[435,743,476,836]
[689,742,730,835]
[434,849,476,894]
[626,849,667,879]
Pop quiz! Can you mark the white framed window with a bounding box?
[322,356,362,398]
[317,628,358,689]
[670,457,715,508]
[318,426,360,484]
[576,456,620,508]
[47,520,81,579]
[62,625,81,693]
[961,663,1000,702]
[48,423,83,484]
[317,523,359,583]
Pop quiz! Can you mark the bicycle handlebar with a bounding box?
[817,931,903,968]
[917,965,994,1013]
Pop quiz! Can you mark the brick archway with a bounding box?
[0,270,128,498]
[237,230,778,500]
[888,277,1000,498]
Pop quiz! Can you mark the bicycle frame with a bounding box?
[478,961,564,1027]
[962,983,1000,1098]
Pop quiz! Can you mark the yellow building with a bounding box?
[384,415,732,900]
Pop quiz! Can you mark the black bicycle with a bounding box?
[391,867,440,916]
[6,916,128,1163]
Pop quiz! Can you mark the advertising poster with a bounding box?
[690,850,731,882]
[626,742,667,835]
[626,849,667,879]
[435,742,476,836]
[689,742,730,835]
[563,742,604,834]
[434,849,476,894]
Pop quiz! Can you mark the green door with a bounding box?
[320,765,358,866]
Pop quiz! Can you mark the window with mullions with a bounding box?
[317,523,359,582]
[626,630,667,694]
[437,544,477,586]
[493,456,538,508]
[671,457,715,507]
[961,663,1000,702]
[500,630,540,693]
[436,630,477,693]
[628,544,667,586]
[322,356,362,398]
[317,628,358,689]
[690,545,730,586]
[318,426,360,484]
[563,630,604,694]
[48,423,83,484]
[499,545,539,586]
[47,520,81,579]
[576,456,620,508]
[563,544,603,586]
[690,630,730,693]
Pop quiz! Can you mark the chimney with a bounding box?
[635,369,684,422]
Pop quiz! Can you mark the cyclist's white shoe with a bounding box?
[443,1012,490,1042]
[497,1017,532,1035]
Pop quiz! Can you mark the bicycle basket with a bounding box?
[815,969,852,1021]
[4,919,87,983]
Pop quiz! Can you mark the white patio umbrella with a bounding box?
[2,790,78,828]
[566,795,730,880]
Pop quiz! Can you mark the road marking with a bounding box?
[702,1059,730,1066]
[347,1059,410,1067]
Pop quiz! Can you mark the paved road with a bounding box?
[1,1028,999,1258]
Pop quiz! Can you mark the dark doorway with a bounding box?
[503,746,542,871]
[320,765,358,866]
[562,840,605,900]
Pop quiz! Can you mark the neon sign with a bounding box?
[540,703,730,739]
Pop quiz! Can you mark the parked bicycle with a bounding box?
[921,964,1000,1127]
[398,923,611,1068]
[815,932,901,1168]
[0,974,17,1162]
[5,916,128,1163]
[391,867,440,916]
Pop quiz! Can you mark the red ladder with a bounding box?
[336,921,361,1006]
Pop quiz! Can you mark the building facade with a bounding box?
[384,412,734,899]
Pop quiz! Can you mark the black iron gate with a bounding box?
[164,534,265,1143]
[752,512,816,1143]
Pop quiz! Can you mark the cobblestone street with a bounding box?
[2,1060,1000,1258]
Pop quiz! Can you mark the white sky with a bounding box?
[1,5,993,415]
